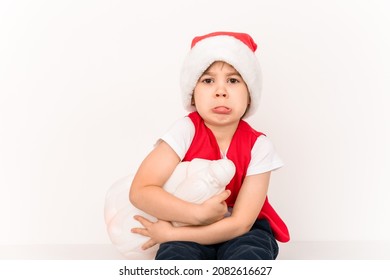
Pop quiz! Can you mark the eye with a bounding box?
[201,78,213,84]
[228,78,240,84]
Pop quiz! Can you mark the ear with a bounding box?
[241,93,251,118]
[191,94,195,106]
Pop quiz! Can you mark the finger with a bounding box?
[133,215,152,227]
[131,227,150,237]
[142,239,158,250]
[217,189,231,201]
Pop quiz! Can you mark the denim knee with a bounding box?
[155,241,215,260]
[217,219,279,260]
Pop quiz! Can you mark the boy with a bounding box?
[130,31,289,260]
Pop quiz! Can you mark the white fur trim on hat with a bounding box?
[180,34,262,118]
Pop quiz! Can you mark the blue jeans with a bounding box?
[155,219,279,260]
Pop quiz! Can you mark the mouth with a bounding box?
[212,106,232,114]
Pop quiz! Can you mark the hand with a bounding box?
[131,215,174,250]
[195,189,231,225]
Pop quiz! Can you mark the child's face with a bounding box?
[192,61,250,126]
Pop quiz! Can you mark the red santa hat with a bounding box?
[180,31,262,118]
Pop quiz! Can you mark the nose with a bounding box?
[215,92,227,98]
[215,83,228,98]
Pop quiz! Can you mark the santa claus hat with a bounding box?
[180,31,262,118]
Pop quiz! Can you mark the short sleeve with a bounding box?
[155,117,195,160]
[246,135,284,176]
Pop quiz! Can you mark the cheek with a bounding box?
[233,89,250,103]
[193,88,209,103]
[193,95,206,108]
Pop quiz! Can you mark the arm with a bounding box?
[129,140,230,226]
[133,171,271,248]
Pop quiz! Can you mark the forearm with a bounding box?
[131,184,201,225]
[165,173,270,245]
[130,141,203,225]
[168,215,253,245]
[133,172,271,249]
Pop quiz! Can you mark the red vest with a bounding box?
[183,112,290,242]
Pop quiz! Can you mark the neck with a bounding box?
[205,121,240,152]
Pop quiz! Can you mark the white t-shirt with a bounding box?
[158,117,284,176]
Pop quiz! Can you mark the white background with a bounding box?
[1,0,389,252]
